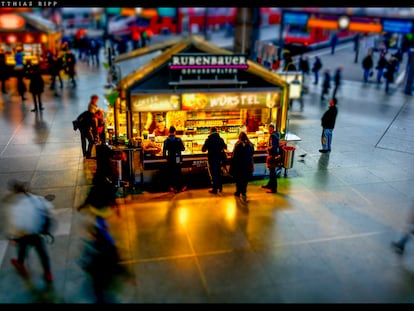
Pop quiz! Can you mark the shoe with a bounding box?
[261,185,271,189]
[266,189,277,194]
[39,107,44,111]
[391,242,404,255]
[241,194,247,202]
[31,109,37,112]
[319,149,328,153]
[44,271,53,283]
[11,259,28,277]
[209,189,217,194]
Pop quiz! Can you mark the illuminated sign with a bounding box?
[283,12,309,26]
[169,54,248,75]
[382,19,413,34]
[131,94,181,112]
[0,14,25,30]
[182,92,280,111]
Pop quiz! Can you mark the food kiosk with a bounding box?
[0,12,61,73]
[107,35,290,186]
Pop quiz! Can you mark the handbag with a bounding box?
[266,155,281,169]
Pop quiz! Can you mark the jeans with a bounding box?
[321,128,333,151]
[15,234,51,274]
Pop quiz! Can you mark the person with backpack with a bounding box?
[3,179,55,283]
[163,126,186,193]
[76,95,99,159]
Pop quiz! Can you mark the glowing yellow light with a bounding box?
[40,34,48,43]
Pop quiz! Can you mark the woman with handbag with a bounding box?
[229,132,254,202]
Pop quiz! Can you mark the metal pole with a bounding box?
[241,8,247,53]
[278,9,284,60]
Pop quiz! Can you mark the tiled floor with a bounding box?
[0,40,414,303]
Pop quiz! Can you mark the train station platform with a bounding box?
[0,35,413,303]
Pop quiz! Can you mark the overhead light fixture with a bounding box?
[338,15,350,29]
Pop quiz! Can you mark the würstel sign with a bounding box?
[169,53,249,82]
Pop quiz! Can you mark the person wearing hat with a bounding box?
[163,126,186,193]
[320,98,338,153]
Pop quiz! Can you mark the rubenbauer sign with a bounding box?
[169,53,248,75]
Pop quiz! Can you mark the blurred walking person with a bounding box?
[229,131,254,202]
[49,51,64,96]
[312,56,322,85]
[321,69,331,101]
[79,216,124,303]
[202,127,227,194]
[392,201,414,255]
[65,49,77,87]
[384,55,398,94]
[332,66,342,99]
[376,51,388,84]
[2,179,55,283]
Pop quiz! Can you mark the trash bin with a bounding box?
[282,145,296,169]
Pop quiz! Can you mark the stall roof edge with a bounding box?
[18,12,59,33]
[116,35,289,91]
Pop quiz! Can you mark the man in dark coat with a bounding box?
[163,126,186,193]
[321,69,331,101]
[262,124,280,193]
[0,48,9,93]
[320,98,338,153]
[202,127,227,194]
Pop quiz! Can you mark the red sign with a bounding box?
[0,14,25,30]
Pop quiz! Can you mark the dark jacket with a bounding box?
[229,140,254,179]
[29,71,44,94]
[362,55,373,70]
[312,57,322,73]
[202,132,227,165]
[163,134,185,164]
[267,132,280,156]
[77,110,97,136]
[321,106,338,129]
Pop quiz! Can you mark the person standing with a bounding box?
[3,179,54,283]
[321,69,331,101]
[229,131,254,202]
[0,48,9,94]
[202,127,227,194]
[384,55,398,94]
[163,126,186,193]
[262,124,280,194]
[95,108,106,143]
[376,52,388,84]
[298,54,310,84]
[312,56,322,85]
[332,66,342,99]
[362,51,373,83]
[330,32,338,55]
[28,65,45,112]
[76,95,99,159]
[319,98,338,153]
[65,49,77,87]
[49,51,64,96]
